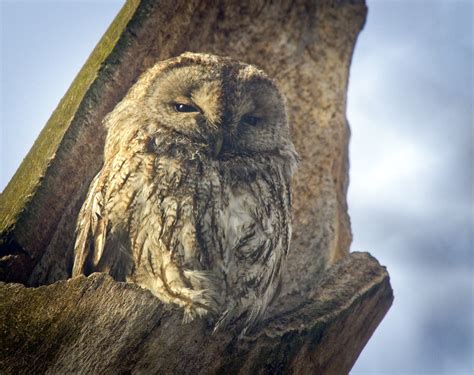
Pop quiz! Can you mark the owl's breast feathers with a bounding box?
[73,141,292,329]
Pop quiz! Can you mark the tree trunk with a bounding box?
[0,1,392,373]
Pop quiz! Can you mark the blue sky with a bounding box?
[1,1,472,374]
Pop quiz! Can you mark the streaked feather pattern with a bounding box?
[73,53,297,333]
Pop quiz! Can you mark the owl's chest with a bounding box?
[214,183,256,242]
[196,166,266,266]
[113,154,269,265]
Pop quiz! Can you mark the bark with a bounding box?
[0,1,393,373]
[0,0,367,293]
[0,252,392,375]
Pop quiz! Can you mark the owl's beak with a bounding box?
[213,132,224,158]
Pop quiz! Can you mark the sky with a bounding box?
[347,1,472,374]
[0,1,472,374]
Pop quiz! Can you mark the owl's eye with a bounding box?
[174,103,200,113]
[241,115,260,126]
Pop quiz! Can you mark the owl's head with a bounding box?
[105,52,297,171]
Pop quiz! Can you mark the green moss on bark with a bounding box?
[0,0,139,235]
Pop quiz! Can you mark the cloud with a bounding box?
[352,264,473,374]
[348,0,473,373]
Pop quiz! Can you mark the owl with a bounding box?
[72,52,298,333]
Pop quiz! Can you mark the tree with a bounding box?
[0,1,392,373]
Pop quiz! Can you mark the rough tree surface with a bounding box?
[0,252,392,374]
[0,1,393,374]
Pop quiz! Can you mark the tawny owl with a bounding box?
[72,52,298,332]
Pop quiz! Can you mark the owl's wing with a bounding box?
[72,171,109,277]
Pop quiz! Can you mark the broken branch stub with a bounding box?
[0,252,393,374]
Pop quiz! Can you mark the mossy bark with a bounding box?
[0,0,142,281]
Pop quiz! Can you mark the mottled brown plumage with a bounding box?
[72,52,298,332]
